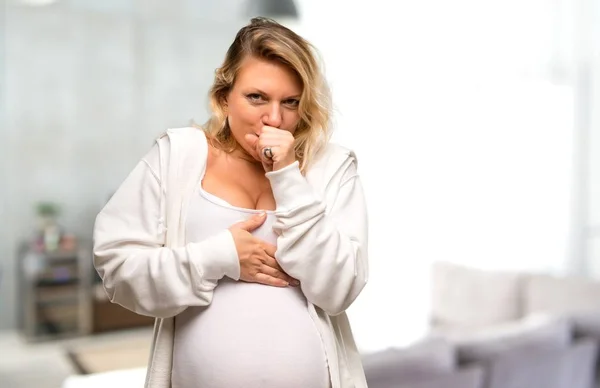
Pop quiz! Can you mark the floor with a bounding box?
[4,327,600,388]
[0,328,152,388]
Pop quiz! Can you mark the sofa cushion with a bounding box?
[431,261,524,329]
[362,335,455,385]
[446,314,572,362]
[485,345,567,388]
[394,365,484,388]
[524,274,600,340]
[524,273,600,316]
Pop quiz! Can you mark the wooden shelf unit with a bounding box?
[17,241,93,342]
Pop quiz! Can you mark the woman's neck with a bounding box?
[227,143,264,171]
[207,132,264,171]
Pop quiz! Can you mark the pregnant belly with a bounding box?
[172,278,329,388]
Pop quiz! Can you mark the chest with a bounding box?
[202,150,276,211]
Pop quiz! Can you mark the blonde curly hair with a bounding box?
[202,17,332,173]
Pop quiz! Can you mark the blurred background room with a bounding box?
[2,0,600,387]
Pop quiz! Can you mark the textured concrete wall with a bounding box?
[0,0,247,329]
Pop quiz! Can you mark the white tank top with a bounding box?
[171,186,330,388]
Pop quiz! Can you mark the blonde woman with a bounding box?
[93,17,369,388]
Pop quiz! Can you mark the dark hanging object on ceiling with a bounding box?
[245,0,299,19]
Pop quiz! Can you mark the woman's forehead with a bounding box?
[235,56,302,95]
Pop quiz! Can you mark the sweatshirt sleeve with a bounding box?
[266,158,369,316]
[93,145,240,319]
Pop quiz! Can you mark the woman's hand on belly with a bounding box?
[229,213,299,287]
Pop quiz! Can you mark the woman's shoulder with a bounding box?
[325,142,354,158]
[153,126,209,157]
[305,142,358,187]
[156,126,207,144]
[313,141,357,168]
[145,126,209,174]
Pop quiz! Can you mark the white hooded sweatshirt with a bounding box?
[93,127,369,388]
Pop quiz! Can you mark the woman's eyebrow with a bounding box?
[248,88,301,99]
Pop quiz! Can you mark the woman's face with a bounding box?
[225,56,302,161]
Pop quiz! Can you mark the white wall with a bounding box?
[0,0,8,323]
[587,2,600,277]
[296,0,578,352]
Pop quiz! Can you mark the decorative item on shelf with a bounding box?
[34,201,63,252]
[60,233,77,251]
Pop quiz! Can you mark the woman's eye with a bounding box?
[284,99,300,108]
[247,94,264,103]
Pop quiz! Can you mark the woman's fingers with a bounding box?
[262,242,277,258]
[254,272,289,287]
[260,261,300,286]
[243,126,296,171]
[261,244,301,286]
[235,233,300,287]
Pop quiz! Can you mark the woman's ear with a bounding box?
[221,95,228,112]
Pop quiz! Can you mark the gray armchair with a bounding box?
[561,338,598,388]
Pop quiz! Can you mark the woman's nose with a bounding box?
[261,103,283,128]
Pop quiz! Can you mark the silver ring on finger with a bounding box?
[263,147,274,159]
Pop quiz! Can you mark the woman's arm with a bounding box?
[267,157,369,316]
[93,146,240,319]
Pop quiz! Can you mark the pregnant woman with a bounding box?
[93,17,369,388]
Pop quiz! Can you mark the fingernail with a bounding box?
[292,280,300,286]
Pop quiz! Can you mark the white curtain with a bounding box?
[296,0,594,352]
